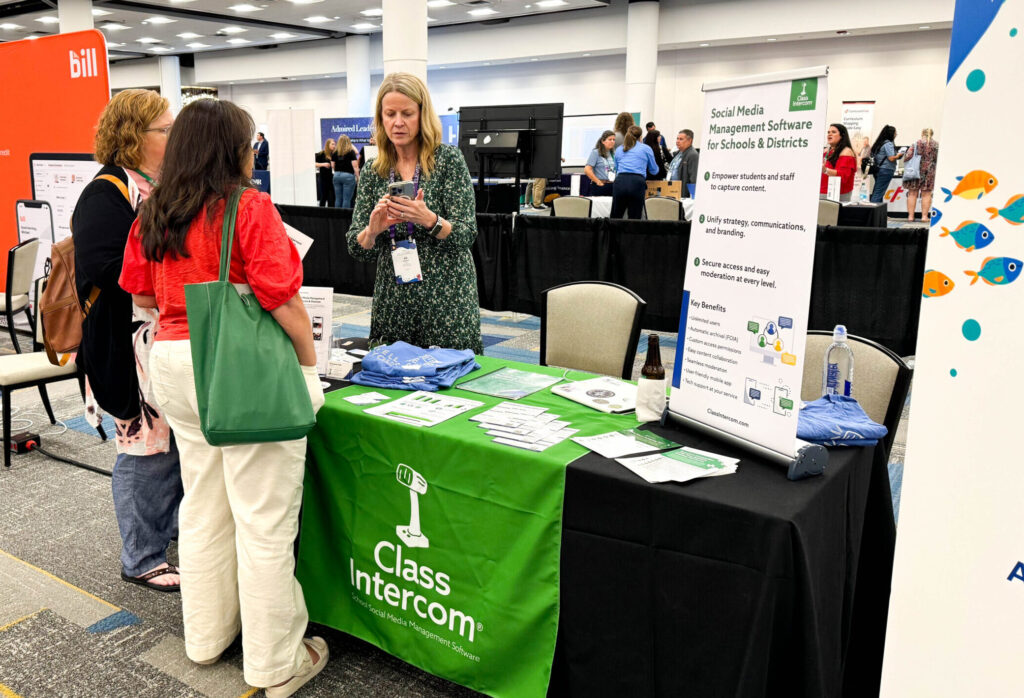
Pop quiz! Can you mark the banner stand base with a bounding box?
[661,408,828,481]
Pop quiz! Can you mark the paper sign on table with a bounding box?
[573,428,679,459]
[364,391,483,427]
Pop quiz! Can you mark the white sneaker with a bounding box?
[265,636,329,698]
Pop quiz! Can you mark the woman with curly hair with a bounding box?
[72,88,183,592]
[613,111,635,148]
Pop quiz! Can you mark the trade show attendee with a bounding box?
[73,88,182,593]
[645,121,668,151]
[643,129,669,180]
[869,124,902,203]
[121,97,328,695]
[358,134,378,169]
[611,125,658,219]
[584,130,616,196]
[666,129,699,197]
[348,72,483,353]
[315,138,336,207]
[613,111,634,148]
[531,177,548,209]
[903,128,939,222]
[332,134,359,208]
[820,123,857,202]
[253,132,269,170]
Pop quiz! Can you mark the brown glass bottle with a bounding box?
[641,334,665,380]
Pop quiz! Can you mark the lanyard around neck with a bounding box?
[133,168,155,184]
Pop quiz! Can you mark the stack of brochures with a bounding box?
[615,447,739,484]
[470,402,578,452]
[573,429,738,483]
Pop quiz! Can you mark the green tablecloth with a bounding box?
[297,357,636,698]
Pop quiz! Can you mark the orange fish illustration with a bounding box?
[922,270,955,298]
[941,170,998,202]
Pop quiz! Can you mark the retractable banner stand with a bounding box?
[882,3,1024,695]
[670,67,828,458]
[841,100,875,144]
[0,30,109,277]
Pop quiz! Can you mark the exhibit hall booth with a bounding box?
[0,1,1021,696]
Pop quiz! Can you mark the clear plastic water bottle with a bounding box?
[822,324,854,397]
[859,180,868,203]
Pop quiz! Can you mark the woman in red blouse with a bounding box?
[820,123,857,202]
[120,98,328,696]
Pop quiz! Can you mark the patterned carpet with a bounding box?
[0,295,909,697]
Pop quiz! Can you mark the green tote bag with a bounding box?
[185,187,316,445]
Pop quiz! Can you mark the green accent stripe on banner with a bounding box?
[297,357,635,698]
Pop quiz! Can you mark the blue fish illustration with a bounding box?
[930,208,942,227]
[939,221,994,251]
[965,256,1023,286]
[986,194,1024,225]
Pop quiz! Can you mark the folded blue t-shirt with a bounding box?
[351,342,479,392]
[797,394,888,446]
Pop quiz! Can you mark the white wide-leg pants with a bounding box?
[149,340,309,687]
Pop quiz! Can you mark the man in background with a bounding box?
[667,129,699,197]
[645,121,668,151]
[253,132,269,170]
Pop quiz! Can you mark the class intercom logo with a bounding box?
[348,464,482,647]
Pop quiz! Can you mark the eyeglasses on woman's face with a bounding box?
[145,125,172,136]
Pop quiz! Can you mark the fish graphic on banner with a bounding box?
[921,270,955,298]
[964,256,1022,286]
[939,221,994,251]
[985,194,1024,224]
[940,169,999,202]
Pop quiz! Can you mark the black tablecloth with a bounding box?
[838,202,888,228]
[551,422,895,698]
[280,204,928,356]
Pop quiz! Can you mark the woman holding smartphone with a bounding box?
[347,72,482,353]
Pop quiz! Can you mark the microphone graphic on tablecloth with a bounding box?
[395,464,429,549]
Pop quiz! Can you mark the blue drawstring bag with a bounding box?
[797,394,888,446]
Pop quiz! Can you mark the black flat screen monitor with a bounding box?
[458,103,563,180]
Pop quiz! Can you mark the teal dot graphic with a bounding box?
[1011,28,1018,37]
[966,69,985,92]
[962,319,981,341]
[950,368,958,377]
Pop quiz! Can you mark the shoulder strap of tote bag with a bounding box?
[219,187,248,282]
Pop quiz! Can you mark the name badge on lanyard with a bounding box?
[389,164,423,285]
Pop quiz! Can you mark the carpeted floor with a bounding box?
[0,294,909,697]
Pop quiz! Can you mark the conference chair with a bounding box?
[551,196,593,218]
[3,239,40,354]
[0,278,84,468]
[540,281,646,380]
[644,196,683,221]
[817,199,840,226]
[801,330,913,457]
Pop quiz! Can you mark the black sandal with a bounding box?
[121,564,181,593]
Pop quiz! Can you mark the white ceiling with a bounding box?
[0,0,610,59]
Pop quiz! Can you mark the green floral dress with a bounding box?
[347,144,483,353]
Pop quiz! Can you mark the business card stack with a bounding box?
[470,402,578,452]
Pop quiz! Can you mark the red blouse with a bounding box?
[120,190,303,342]
[820,153,856,195]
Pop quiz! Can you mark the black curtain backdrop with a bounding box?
[810,226,929,356]
[280,204,928,357]
[472,213,516,309]
[278,205,374,295]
